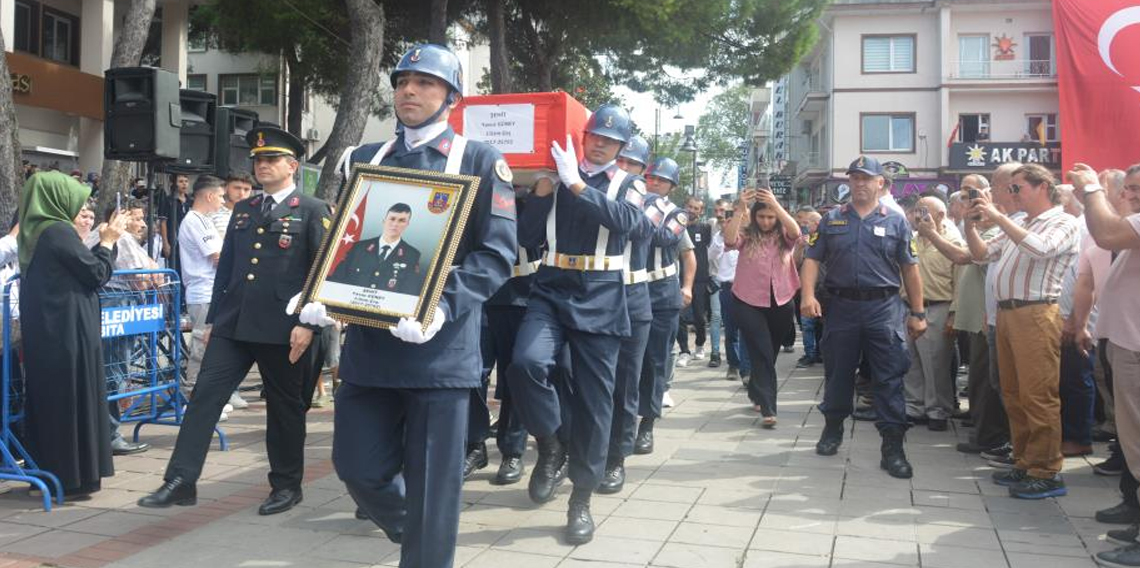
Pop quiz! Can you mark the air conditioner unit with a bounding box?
[305,128,321,141]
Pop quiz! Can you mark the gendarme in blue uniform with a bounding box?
[805,201,917,430]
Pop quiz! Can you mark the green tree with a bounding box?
[694,84,751,173]
[0,29,22,228]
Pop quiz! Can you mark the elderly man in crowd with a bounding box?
[906,196,964,431]
[967,163,1081,499]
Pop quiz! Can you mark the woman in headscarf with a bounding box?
[18,171,129,497]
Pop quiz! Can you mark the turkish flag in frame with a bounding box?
[1054,0,1140,171]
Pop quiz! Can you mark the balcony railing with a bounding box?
[948,59,1056,80]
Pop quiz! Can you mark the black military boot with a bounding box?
[596,457,625,495]
[528,436,568,504]
[494,455,525,485]
[462,441,489,481]
[880,426,914,479]
[815,416,845,456]
[566,487,596,544]
[634,417,655,455]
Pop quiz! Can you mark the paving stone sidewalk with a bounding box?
[0,345,1123,568]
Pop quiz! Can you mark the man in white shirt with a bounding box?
[178,176,226,406]
[210,172,254,240]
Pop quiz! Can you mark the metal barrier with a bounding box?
[1,268,227,511]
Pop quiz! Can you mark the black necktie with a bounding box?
[380,245,391,261]
[261,197,274,216]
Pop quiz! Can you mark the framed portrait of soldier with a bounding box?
[299,165,481,330]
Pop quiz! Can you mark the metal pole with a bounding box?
[691,150,697,197]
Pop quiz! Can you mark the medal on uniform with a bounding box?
[279,234,293,249]
[388,278,397,289]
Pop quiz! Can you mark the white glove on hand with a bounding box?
[390,306,446,344]
[287,293,337,327]
[550,134,584,188]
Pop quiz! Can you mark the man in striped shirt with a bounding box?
[966,163,1081,499]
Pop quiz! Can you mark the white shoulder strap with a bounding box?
[337,145,357,180]
[444,134,468,175]
[594,169,628,258]
[546,184,559,256]
[371,140,397,165]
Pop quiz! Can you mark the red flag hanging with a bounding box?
[328,193,368,276]
[1053,0,1140,171]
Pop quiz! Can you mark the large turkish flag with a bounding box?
[1053,0,1140,171]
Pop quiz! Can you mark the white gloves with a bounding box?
[390,306,446,344]
[286,293,337,327]
[550,135,584,188]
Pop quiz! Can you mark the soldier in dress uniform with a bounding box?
[327,202,424,295]
[507,104,645,544]
[300,44,516,568]
[635,157,695,456]
[138,126,330,515]
[801,156,927,479]
[598,135,656,494]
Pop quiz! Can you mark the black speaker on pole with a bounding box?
[213,106,259,178]
[103,67,181,161]
[168,89,217,174]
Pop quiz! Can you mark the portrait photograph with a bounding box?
[300,165,480,330]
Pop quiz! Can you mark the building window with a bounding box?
[862,35,915,73]
[958,35,990,78]
[959,113,990,142]
[1025,34,1055,76]
[41,7,79,65]
[187,74,207,91]
[861,114,915,152]
[13,1,38,54]
[220,74,277,106]
[1026,114,1059,142]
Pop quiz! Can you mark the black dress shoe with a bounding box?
[463,442,489,480]
[494,456,524,485]
[566,495,595,544]
[1097,501,1140,524]
[816,418,844,456]
[258,487,302,516]
[111,438,151,456]
[137,477,197,508]
[851,408,877,422]
[528,436,568,504]
[928,418,948,432]
[634,417,655,455]
[596,459,625,495]
[355,507,369,520]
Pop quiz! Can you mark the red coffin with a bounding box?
[449,92,590,171]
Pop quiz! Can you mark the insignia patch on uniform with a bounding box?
[491,185,517,221]
[666,212,687,236]
[644,201,665,226]
[279,235,292,249]
[494,159,513,183]
[438,138,452,155]
[828,219,848,226]
[909,237,918,257]
[807,232,820,247]
[322,217,331,230]
[427,190,452,214]
[289,196,300,207]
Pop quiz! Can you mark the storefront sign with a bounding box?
[463,103,535,154]
[9,73,31,94]
[768,175,793,196]
[949,142,1061,170]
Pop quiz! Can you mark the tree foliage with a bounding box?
[694,83,751,173]
[0,29,23,230]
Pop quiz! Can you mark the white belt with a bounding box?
[647,264,678,282]
[625,269,648,285]
[513,260,541,277]
[542,252,625,272]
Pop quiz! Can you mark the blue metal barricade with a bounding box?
[1,269,227,511]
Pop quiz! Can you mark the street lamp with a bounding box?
[681,125,697,196]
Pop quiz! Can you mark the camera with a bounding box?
[724,210,734,219]
[968,188,980,200]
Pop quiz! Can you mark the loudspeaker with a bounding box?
[168,89,217,174]
[103,67,181,161]
[213,106,259,178]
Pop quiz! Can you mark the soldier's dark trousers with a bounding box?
[164,336,315,489]
[508,301,619,490]
[610,319,652,459]
[333,384,467,568]
[487,306,530,457]
[818,296,910,431]
[641,308,680,419]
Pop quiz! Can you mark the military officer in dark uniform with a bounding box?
[138,126,330,515]
[327,202,424,295]
[301,44,516,568]
[801,156,927,479]
[598,135,656,494]
[635,157,694,456]
[506,104,645,544]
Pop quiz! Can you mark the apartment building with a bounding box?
[778,0,1059,206]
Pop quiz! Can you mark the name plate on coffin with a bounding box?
[463,104,535,154]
